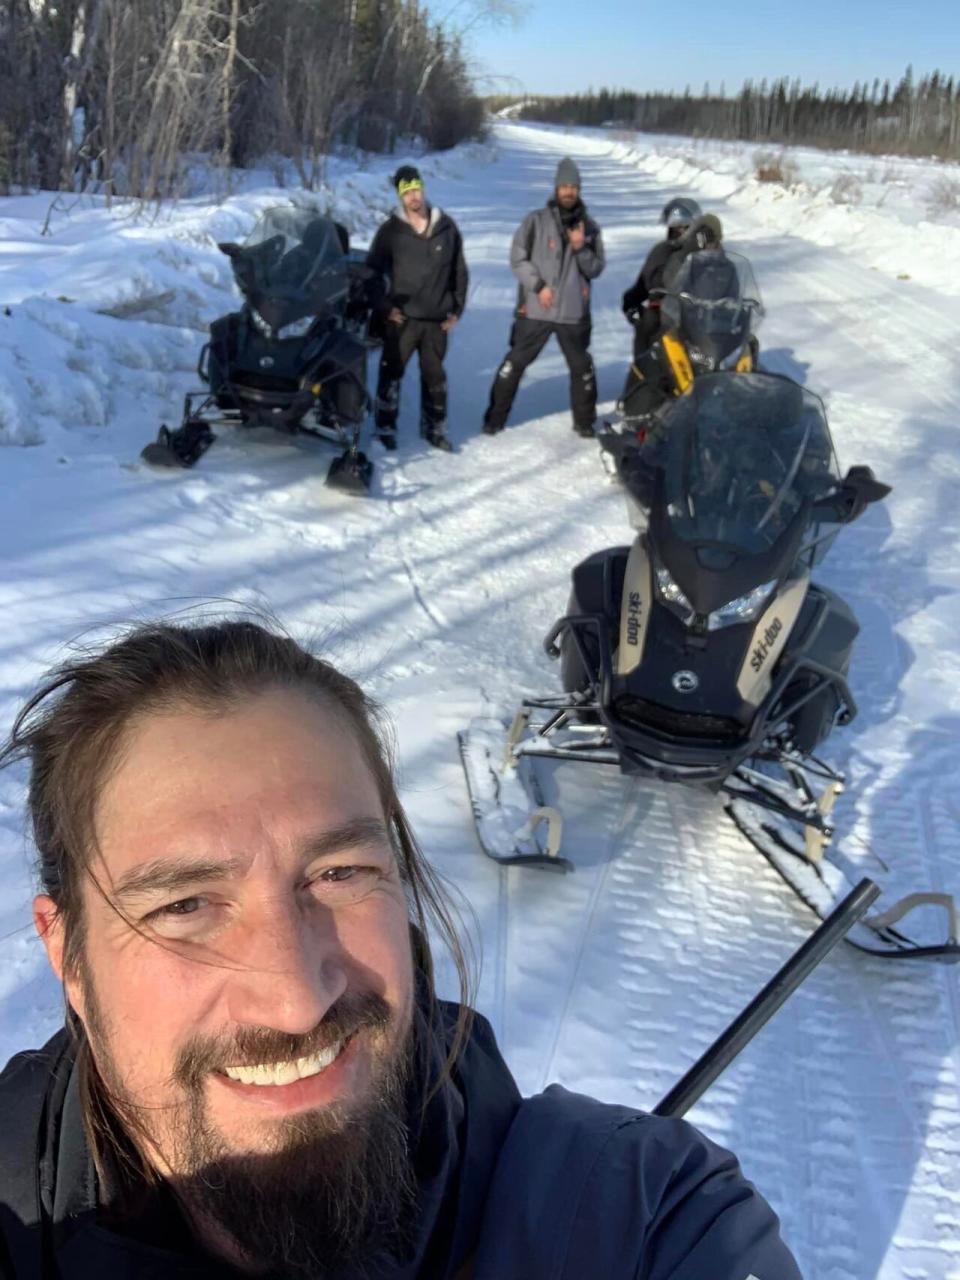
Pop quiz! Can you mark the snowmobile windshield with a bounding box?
[660,372,839,559]
[233,208,349,328]
[662,251,763,365]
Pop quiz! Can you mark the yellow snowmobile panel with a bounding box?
[661,331,694,395]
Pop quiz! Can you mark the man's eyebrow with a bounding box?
[300,818,392,863]
[112,819,392,903]
[113,856,248,903]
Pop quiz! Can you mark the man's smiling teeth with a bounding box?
[222,1041,343,1086]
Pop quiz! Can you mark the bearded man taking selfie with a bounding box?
[0,620,801,1278]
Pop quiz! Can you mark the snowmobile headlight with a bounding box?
[277,314,315,340]
[707,579,777,630]
[655,565,694,620]
[249,307,273,339]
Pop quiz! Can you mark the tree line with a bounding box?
[499,68,960,161]
[0,0,491,199]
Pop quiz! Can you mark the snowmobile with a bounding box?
[597,246,763,486]
[459,371,959,963]
[141,207,380,493]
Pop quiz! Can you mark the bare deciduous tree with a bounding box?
[0,0,490,201]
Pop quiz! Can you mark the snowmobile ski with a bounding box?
[461,703,960,963]
[326,446,373,494]
[457,715,571,871]
[141,420,215,469]
[725,773,960,963]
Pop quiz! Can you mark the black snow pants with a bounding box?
[483,316,597,433]
[375,317,448,435]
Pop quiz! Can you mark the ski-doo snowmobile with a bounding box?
[598,246,763,484]
[142,207,380,493]
[460,371,959,962]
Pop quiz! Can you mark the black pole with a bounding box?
[654,877,881,1119]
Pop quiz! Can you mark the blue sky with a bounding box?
[470,0,960,97]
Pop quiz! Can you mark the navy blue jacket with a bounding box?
[0,1006,801,1278]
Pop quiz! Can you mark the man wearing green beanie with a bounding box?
[366,164,468,452]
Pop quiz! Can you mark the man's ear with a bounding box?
[34,895,87,1019]
[34,894,65,980]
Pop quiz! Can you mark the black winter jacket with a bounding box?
[0,1005,802,1279]
[622,238,683,316]
[366,205,468,322]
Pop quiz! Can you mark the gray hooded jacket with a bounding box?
[510,200,604,324]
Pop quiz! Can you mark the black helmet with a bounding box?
[660,197,702,229]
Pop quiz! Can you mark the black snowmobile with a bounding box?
[598,245,763,485]
[142,206,381,493]
[459,372,959,962]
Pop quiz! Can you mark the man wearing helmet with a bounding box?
[621,197,702,360]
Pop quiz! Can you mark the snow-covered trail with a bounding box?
[1,123,959,1277]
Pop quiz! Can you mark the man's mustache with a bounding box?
[174,991,393,1090]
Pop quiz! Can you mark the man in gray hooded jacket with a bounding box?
[483,156,605,438]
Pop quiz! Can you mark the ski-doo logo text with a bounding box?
[626,591,644,646]
[672,670,699,693]
[750,618,784,673]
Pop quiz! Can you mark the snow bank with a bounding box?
[602,131,960,295]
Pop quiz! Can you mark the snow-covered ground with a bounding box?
[2,121,960,1277]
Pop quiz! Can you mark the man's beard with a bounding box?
[82,979,417,1278]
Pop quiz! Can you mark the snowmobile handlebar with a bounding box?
[811,465,891,525]
[653,878,882,1119]
[544,614,615,703]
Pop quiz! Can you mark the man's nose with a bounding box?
[225,894,347,1035]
